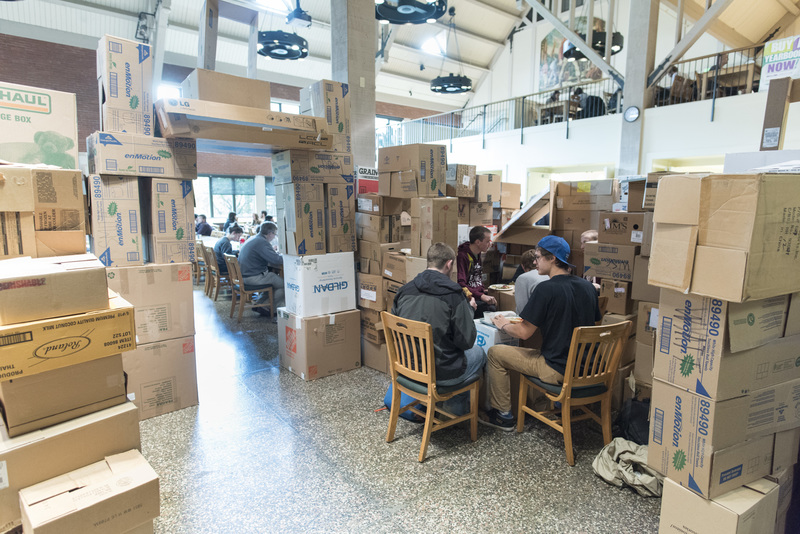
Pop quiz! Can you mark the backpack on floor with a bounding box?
[383,384,424,422]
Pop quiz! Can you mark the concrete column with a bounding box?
[617,0,660,176]
[331,0,377,168]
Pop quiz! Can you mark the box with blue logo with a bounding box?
[272,150,355,185]
[276,183,326,256]
[88,175,144,267]
[474,319,519,351]
[284,252,356,318]
[324,183,356,253]
[97,35,153,136]
[139,178,195,264]
[87,132,197,179]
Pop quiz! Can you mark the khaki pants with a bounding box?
[487,344,564,413]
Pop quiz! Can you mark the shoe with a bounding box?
[253,306,271,317]
[479,408,516,432]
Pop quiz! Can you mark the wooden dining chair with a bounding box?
[381,311,481,462]
[516,321,632,466]
[193,240,206,286]
[204,243,231,301]
[224,254,274,322]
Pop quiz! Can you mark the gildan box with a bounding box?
[0,292,135,380]
[772,428,800,474]
[88,175,143,267]
[411,197,459,253]
[272,150,355,185]
[785,292,800,337]
[597,211,651,247]
[475,320,520,351]
[20,449,159,534]
[139,178,195,264]
[658,477,779,533]
[358,241,400,275]
[583,242,639,281]
[360,307,385,344]
[300,79,350,136]
[356,194,407,216]
[324,183,356,253]
[0,354,126,437]
[277,308,361,381]
[636,300,658,345]
[284,252,355,317]
[499,183,521,209]
[469,202,493,226]
[105,263,194,344]
[97,35,154,136]
[0,255,108,325]
[355,212,400,243]
[382,252,426,284]
[87,132,197,179]
[633,341,653,384]
[446,164,476,197]
[181,68,271,108]
[377,170,418,198]
[649,173,800,302]
[631,255,660,302]
[554,209,600,233]
[361,338,388,374]
[475,174,502,203]
[276,182,326,256]
[0,82,79,169]
[0,402,140,533]
[122,336,198,420]
[600,279,633,315]
[358,273,385,312]
[0,212,36,260]
[378,144,447,197]
[648,379,774,498]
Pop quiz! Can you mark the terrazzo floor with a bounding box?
[139,287,663,533]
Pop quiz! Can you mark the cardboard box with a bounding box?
[583,242,639,281]
[746,377,800,437]
[378,144,447,197]
[383,278,403,310]
[411,197,459,254]
[636,300,658,345]
[597,211,651,248]
[105,263,194,344]
[600,279,633,315]
[382,252,426,284]
[0,292,134,380]
[377,170,418,198]
[97,35,154,136]
[20,449,159,534]
[469,202,493,226]
[181,68,271,109]
[648,379,774,498]
[87,132,197,179]
[324,183,356,253]
[446,164,476,197]
[122,336,198,420]
[487,286,516,312]
[361,338,388,374]
[355,212,400,244]
[649,173,800,301]
[633,341,653,385]
[0,402,140,533]
[499,183,521,209]
[0,212,36,260]
[0,354,125,437]
[456,199,470,225]
[0,255,108,326]
[272,150,354,185]
[772,428,800,475]
[768,467,794,522]
[786,292,800,337]
[555,194,615,211]
[554,209,601,233]
[493,187,551,245]
[643,171,672,211]
[556,179,615,197]
[356,166,379,194]
[658,477,779,533]
[358,273,385,312]
[360,307,385,344]
[277,308,361,380]
[276,182,326,256]
[475,320,520,351]
[284,252,355,317]
[356,194,407,216]
[139,178,196,264]
[300,79,351,136]
[88,175,144,267]
[358,241,400,275]
[0,81,79,169]
[475,174,502,203]
[626,179,646,212]
[631,255,659,302]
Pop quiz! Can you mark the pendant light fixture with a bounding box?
[562,0,624,62]
[256,1,310,60]
[375,0,447,25]
[430,7,472,94]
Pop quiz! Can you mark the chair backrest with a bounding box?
[224,254,243,286]
[597,296,609,317]
[380,312,436,386]
[562,321,632,392]
[204,242,220,275]
[196,240,206,263]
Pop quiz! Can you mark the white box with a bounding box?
[97,35,154,136]
[87,132,197,179]
[284,252,356,317]
[474,320,520,351]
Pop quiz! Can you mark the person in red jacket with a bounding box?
[457,226,497,318]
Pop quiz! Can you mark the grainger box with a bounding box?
[139,178,195,264]
[284,252,355,317]
[88,174,144,267]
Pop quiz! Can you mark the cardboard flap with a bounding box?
[690,246,748,302]
[698,174,761,248]
[494,185,550,243]
[648,223,698,293]
[0,166,35,212]
[653,174,704,224]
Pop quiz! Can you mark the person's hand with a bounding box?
[469,297,477,310]
[492,314,509,330]
[481,294,497,306]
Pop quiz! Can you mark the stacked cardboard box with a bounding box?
[647,172,800,527]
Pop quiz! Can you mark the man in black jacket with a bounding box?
[391,243,486,389]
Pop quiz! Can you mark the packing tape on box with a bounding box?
[295,316,302,330]
[329,315,335,325]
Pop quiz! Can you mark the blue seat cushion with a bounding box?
[397,372,480,396]
[526,376,607,398]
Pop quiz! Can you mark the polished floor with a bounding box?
[140,287,662,533]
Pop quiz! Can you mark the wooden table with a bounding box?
[699,63,761,100]
[539,100,580,123]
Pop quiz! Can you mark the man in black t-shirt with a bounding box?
[480,235,600,431]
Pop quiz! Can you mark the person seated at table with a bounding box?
[261,211,269,222]
[214,224,243,275]
[457,226,497,318]
[222,212,238,232]
[195,214,213,237]
[514,249,549,316]
[706,53,738,97]
[251,213,260,226]
[547,89,561,103]
[238,222,284,320]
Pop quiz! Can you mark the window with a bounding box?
[270,102,300,114]
[157,83,181,100]
[208,176,256,218]
[264,179,277,219]
[421,31,447,56]
[561,0,584,12]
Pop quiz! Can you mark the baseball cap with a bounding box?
[537,235,575,268]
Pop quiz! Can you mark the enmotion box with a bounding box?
[97,35,154,137]
[88,175,144,267]
[87,132,197,179]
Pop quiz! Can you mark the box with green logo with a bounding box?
[87,132,197,179]
[88,175,144,267]
[139,178,195,264]
[324,183,356,253]
[97,35,153,137]
[300,79,351,136]
[0,81,78,169]
[272,150,355,185]
[276,183,326,256]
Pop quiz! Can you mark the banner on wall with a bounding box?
[759,35,800,93]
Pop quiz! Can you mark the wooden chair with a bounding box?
[381,311,481,462]
[516,321,632,466]
[197,243,214,297]
[204,242,231,301]
[224,254,274,322]
[193,240,206,286]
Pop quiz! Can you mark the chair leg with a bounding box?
[470,382,479,442]
[237,291,246,322]
[600,398,613,445]
[268,289,274,318]
[213,276,221,301]
[205,272,212,297]
[516,376,528,433]
[562,400,575,466]
[418,398,436,463]
[386,383,401,443]
[229,291,237,318]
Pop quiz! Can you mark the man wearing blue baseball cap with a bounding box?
[480,235,601,431]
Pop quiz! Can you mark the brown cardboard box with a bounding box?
[493,187,551,245]
[138,178,196,264]
[500,183,521,209]
[355,213,400,243]
[600,279,633,315]
[0,255,108,326]
[378,144,447,197]
[324,183,357,253]
[411,197,459,254]
[772,428,800,475]
[611,362,635,413]
[597,211,649,246]
[643,171,672,210]
[358,241,400,275]
[555,194,615,211]
[627,179,646,212]
[105,263,194,344]
[0,402,140,533]
[554,210,601,233]
[98,35,153,136]
[633,341,653,384]
[583,243,639,282]
[556,179,615,197]
[87,175,144,267]
[0,292,135,380]
[786,292,800,337]
[361,338,388,374]
[272,150,354,185]
[469,202,493,226]
[382,252,426,284]
[20,449,160,534]
[0,354,126,437]
[487,286,516,312]
[356,194,407,216]
[475,174,502,203]
[358,273,385,311]
[181,68,271,108]
[377,170,418,198]
[457,198,470,224]
[446,164,477,197]
[360,307,385,345]
[276,183,326,256]
[86,132,197,180]
[631,255,659,302]
[122,336,198,420]
[635,300,658,346]
[277,308,361,381]
[383,278,403,311]
[495,208,516,228]
[300,79,351,136]
[0,212,36,260]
